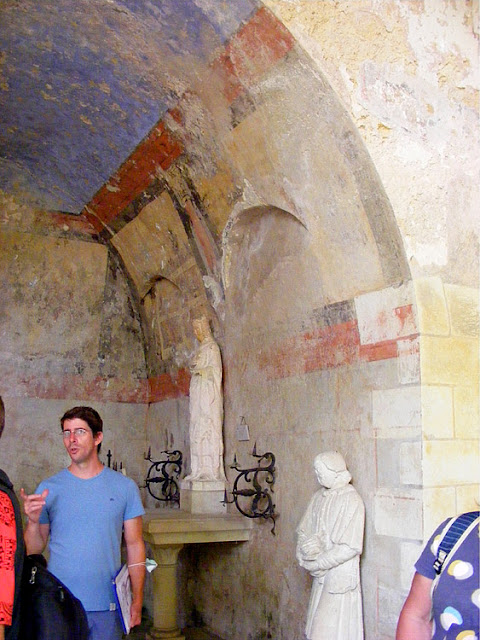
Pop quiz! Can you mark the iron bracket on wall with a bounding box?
[223,443,277,534]
[142,447,183,506]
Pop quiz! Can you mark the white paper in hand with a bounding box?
[113,564,132,634]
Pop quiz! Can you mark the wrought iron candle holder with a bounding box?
[223,443,277,534]
[106,449,125,474]
[142,447,183,506]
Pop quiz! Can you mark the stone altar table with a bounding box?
[143,510,252,640]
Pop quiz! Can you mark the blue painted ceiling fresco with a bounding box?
[0,0,258,213]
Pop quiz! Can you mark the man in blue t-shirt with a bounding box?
[20,406,146,640]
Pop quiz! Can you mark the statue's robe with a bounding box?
[296,483,365,640]
[186,336,225,481]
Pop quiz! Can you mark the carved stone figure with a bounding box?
[296,451,365,640]
[183,316,226,482]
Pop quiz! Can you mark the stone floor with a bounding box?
[128,616,224,640]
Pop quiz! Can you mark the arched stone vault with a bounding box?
[95,19,412,370]
[87,21,422,638]
[0,2,478,640]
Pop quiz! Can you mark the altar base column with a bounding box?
[147,544,185,640]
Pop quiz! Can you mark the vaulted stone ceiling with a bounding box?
[0,0,258,213]
[0,0,409,384]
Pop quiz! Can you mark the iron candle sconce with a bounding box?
[223,443,277,534]
[106,449,126,474]
[142,447,183,505]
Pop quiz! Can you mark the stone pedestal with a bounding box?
[143,510,251,640]
[179,479,226,515]
[148,544,185,640]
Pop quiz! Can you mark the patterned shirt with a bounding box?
[415,516,480,640]
[0,492,16,626]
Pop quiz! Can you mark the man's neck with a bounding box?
[68,457,104,479]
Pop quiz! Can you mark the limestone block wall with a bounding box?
[180,261,477,639]
[178,276,419,639]
[416,277,480,531]
[264,0,479,288]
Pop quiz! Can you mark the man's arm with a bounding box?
[124,516,146,629]
[0,623,5,640]
[396,572,433,640]
[20,488,50,554]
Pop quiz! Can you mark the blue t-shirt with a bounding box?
[415,516,480,639]
[37,467,145,611]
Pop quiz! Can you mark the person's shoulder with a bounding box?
[423,516,457,552]
[101,467,138,488]
[101,466,124,482]
[0,472,14,505]
[433,511,480,543]
[460,510,480,521]
[0,468,13,489]
[38,468,69,487]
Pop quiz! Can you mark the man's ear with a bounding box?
[95,431,104,445]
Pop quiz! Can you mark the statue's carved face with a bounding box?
[193,317,210,342]
[314,461,337,489]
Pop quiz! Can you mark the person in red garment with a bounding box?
[0,396,24,640]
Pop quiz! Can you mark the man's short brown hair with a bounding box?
[60,406,103,453]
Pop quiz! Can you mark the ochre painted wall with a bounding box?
[0,3,478,640]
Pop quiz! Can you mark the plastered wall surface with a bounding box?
[111,192,211,376]
[190,201,419,638]
[0,397,148,505]
[263,0,479,287]
[0,230,108,363]
[143,397,190,512]
[0,2,478,640]
[0,199,147,398]
[0,198,150,491]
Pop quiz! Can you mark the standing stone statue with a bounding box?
[296,451,365,640]
[183,316,226,482]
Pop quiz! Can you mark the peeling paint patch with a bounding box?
[148,368,190,402]
[257,313,418,380]
[0,370,149,403]
[84,122,183,229]
[258,320,360,379]
[212,6,295,103]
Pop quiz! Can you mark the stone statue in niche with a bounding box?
[296,451,365,640]
[183,316,226,482]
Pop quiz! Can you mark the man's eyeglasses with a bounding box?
[62,428,90,439]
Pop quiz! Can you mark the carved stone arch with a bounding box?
[141,275,192,369]
[223,204,320,335]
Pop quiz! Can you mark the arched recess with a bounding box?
[207,196,418,640]
[110,190,211,377]
[141,276,190,365]
[223,205,317,332]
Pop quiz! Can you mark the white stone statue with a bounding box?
[183,316,226,482]
[296,451,365,640]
